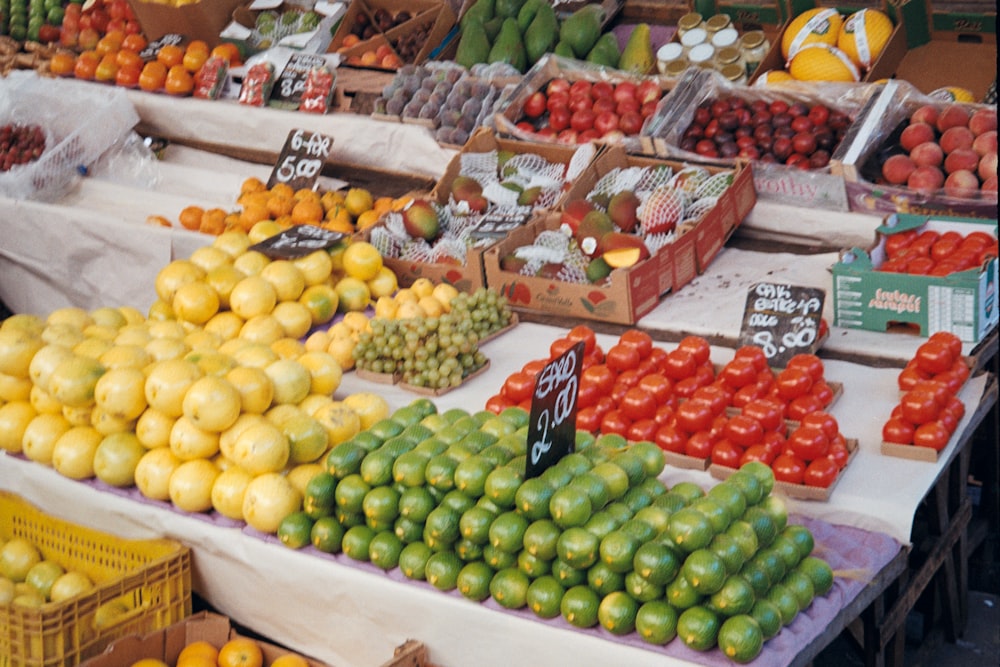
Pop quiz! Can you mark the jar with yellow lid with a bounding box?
[740,30,770,78]
[705,14,732,35]
[714,46,743,71]
[664,59,690,79]
[676,12,705,39]
[720,63,747,85]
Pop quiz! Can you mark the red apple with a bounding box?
[571,108,596,133]
[616,97,640,116]
[640,100,658,118]
[578,129,601,143]
[591,81,614,99]
[592,97,616,115]
[594,111,620,136]
[547,92,569,113]
[910,104,939,126]
[939,126,975,154]
[882,154,917,185]
[907,165,945,191]
[570,80,592,99]
[944,170,980,197]
[524,91,547,118]
[969,108,997,136]
[636,80,661,105]
[619,111,643,135]
[982,174,998,191]
[569,94,592,113]
[549,106,571,131]
[516,121,535,133]
[936,104,971,132]
[972,130,997,156]
[900,122,936,152]
[910,141,944,168]
[613,82,636,104]
[557,128,579,144]
[546,78,570,96]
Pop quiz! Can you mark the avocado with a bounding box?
[488,17,528,73]
[553,40,575,59]
[586,32,620,69]
[524,1,557,66]
[482,15,504,42]
[559,4,605,58]
[495,0,526,19]
[516,0,540,32]
[460,0,495,30]
[456,19,492,70]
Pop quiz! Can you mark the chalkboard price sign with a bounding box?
[525,341,585,479]
[248,224,345,259]
[738,282,826,368]
[267,128,334,191]
[271,53,328,109]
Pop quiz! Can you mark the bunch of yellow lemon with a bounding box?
[0,537,95,609]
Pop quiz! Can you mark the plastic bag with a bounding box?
[0,71,140,202]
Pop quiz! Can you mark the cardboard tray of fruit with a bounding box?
[643,67,881,211]
[830,79,998,218]
[709,438,859,502]
[330,0,456,69]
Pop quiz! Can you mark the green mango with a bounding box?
[483,15,504,42]
[460,0,495,30]
[618,23,655,75]
[586,32,620,69]
[524,2,557,66]
[488,17,528,73]
[559,4,605,58]
[516,0,540,32]
[456,19,492,70]
[495,0,526,19]
[553,40,575,59]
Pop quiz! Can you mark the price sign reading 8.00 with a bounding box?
[267,129,334,191]
[739,282,826,368]
[525,341,585,479]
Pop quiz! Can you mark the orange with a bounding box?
[291,198,325,225]
[178,206,205,231]
[73,51,100,80]
[139,61,167,92]
[182,48,208,73]
[176,657,215,667]
[121,33,148,53]
[239,202,271,231]
[200,208,228,236]
[211,42,242,66]
[96,31,125,56]
[129,660,168,667]
[165,65,194,96]
[156,44,185,68]
[271,656,310,667]
[176,640,218,664]
[116,66,142,88]
[116,49,143,70]
[267,194,294,218]
[217,637,264,667]
[49,52,76,76]
[241,177,267,196]
[186,39,210,55]
[270,182,295,200]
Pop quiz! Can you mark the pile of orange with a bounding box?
[49,33,243,97]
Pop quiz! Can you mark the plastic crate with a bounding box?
[0,491,192,667]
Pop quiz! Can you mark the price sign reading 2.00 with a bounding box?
[525,341,585,479]
[738,282,826,368]
[267,129,334,191]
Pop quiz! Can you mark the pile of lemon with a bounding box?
[0,536,95,609]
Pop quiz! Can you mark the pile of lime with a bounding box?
[278,398,834,663]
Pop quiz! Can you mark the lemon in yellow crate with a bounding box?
[0,492,191,667]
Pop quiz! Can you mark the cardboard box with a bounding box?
[889,38,997,102]
[483,147,755,325]
[831,79,998,218]
[127,0,245,46]
[328,0,447,63]
[831,213,1000,344]
[221,0,344,55]
[905,0,997,47]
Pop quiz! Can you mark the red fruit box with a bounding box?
[709,438,858,501]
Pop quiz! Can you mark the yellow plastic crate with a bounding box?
[0,491,192,667]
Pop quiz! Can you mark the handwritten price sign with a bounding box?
[267,128,333,191]
[525,341,584,479]
[738,282,826,368]
[248,224,345,259]
[271,53,328,109]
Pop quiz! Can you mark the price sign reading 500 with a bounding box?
[526,341,585,479]
[274,155,322,184]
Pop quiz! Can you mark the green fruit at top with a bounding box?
[618,23,656,75]
[559,4,604,58]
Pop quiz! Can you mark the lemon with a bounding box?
[781,7,843,59]
[342,241,384,282]
[930,86,977,103]
[788,43,860,82]
[242,472,302,534]
[837,8,893,70]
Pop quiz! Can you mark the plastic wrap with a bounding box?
[0,71,140,201]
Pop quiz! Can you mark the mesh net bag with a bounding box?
[431,237,468,264]
[684,196,719,224]
[460,150,500,181]
[694,171,735,200]
[639,185,687,237]
[670,166,712,195]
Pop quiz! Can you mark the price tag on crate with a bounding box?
[267,128,334,191]
[249,224,345,259]
[738,282,826,368]
[525,341,584,479]
[271,53,328,109]
[468,211,531,241]
[139,33,183,61]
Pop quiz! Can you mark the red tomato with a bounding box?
[827,441,850,469]
[742,399,785,432]
[695,362,717,387]
[674,399,715,434]
[899,388,942,424]
[595,396,615,416]
[810,380,835,407]
[621,387,657,421]
[799,411,839,440]
[882,416,914,444]
[576,380,602,409]
[691,385,731,416]
[947,357,971,383]
[906,256,936,275]
[897,364,931,392]
[521,358,547,378]
[654,423,686,453]
[637,373,673,404]
[732,382,768,408]
[485,394,513,414]
[606,343,641,372]
[803,458,839,488]
[719,357,759,390]
[576,406,602,433]
[724,414,765,447]
[654,404,676,426]
[929,231,963,262]
[619,329,653,359]
[648,346,669,372]
[914,340,955,375]
[733,345,769,372]
[785,353,824,382]
[674,376,702,399]
[787,425,830,461]
[786,394,823,422]
[775,367,813,401]
[676,336,711,366]
[740,443,775,466]
[636,358,660,378]
[600,409,631,437]
[943,395,966,422]
[685,431,715,459]
[617,368,644,389]
[909,230,939,257]
[772,454,806,484]
[913,421,950,450]
[582,364,617,394]
[884,229,919,257]
[711,439,744,468]
[662,348,697,380]
[549,337,580,360]
[502,371,535,403]
[610,382,630,405]
[938,408,959,434]
[627,418,659,442]
[761,430,787,457]
[934,369,965,395]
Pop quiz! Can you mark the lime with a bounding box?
[781,524,815,561]
[398,486,436,522]
[497,433,527,457]
[739,460,775,497]
[461,430,498,452]
[728,470,765,506]
[479,415,515,437]
[575,430,598,453]
[440,490,475,515]
[393,516,424,544]
[727,520,760,560]
[457,561,494,601]
[459,506,496,545]
[666,573,704,610]
[600,529,642,574]
[489,511,529,553]
[408,397,437,419]
[632,505,671,534]
[587,561,626,596]
[690,497,732,534]
[277,511,314,549]
[620,518,657,544]
[517,550,551,578]
[419,413,449,434]
[365,514,394,533]
[798,555,834,596]
[556,526,599,569]
[770,535,804,572]
[666,507,715,553]
[750,599,783,639]
[399,541,433,580]
[681,549,728,595]
[759,494,788,532]
[413,437,448,457]
[582,510,620,540]
[590,461,630,500]
[750,547,787,586]
[341,524,376,561]
[539,465,573,490]
[561,584,600,628]
[483,543,517,570]
[522,519,561,561]
[677,605,721,651]
[783,569,816,612]
[505,454,528,471]
[549,486,593,529]
[599,590,639,635]
[551,557,587,586]
[476,495,503,515]
[350,430,386,452]
[637,476,668,498]
[708,483,748,520]
[515,477,556,521]
[388,406,422,428]
[624,571,665,602]
[325,442,366,479]
[670,480,707,504]
[336,508,364,529]
[627,440,667,477]
[527,575,565,619]
[766,582,801,626]
[479,444,515,466]
[484,466,523,508]
[636,600,679,645]
[707,574,756,617]
[569,472,611,511]
[310,515,345,553]
[391,450,429,487]
[654,491,690,513]
[367,417,404,441]
[740,559,773,598]
[435,423,469,445]
[499,406,530,429]
[708,532,746,576]
[335,474,371,513]
[359,449,395,486]
[400,423,434,444]
[368,530,403,570]
[453,455,494,497]
[362,486,400,524]
[555,452,593,477]
[742,506,779,548]
[303,471,338,519]
[424,453,459,492]
[632,541,681,586]
[425,551,463,591]
[621,486,653,513]
[424,506,461,543]
[611,451,647,486]
[455,537,484,562]
[604,501,634,526]
[490,567,530,609]
[596,432,628,451]
[380,435,418,458]
[718,614,764,663]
